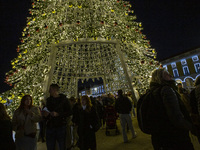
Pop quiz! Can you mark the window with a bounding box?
[82,91,86,96]
[171,62,176,68]
[194,63,200,73]
[183,66,190,75]
[102,85,104,93]
[163,65,168,71]
[173,69,179,78]
[181,59,187,65]
[192,55,199,62]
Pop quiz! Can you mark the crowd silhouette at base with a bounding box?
[0,70,200,150]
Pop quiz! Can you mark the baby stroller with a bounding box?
[104,104,119,136]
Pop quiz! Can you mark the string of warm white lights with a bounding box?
[0,0,159,114]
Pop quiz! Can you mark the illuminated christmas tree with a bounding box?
[1,0,159,112]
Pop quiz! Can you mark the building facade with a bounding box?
[161,47,200,91]
[79,84,105,97]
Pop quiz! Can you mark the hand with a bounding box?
[50,111,59,117]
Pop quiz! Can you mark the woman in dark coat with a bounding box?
[73,95,99,150]
[149,68,197,150]
[0,103,15,150]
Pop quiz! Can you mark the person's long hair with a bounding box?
[150,68,177,90]
[0,103,10,120]
[18,95,33,110]
[150,68,165,84]
[81,95,93,112]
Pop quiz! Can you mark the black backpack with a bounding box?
[137,87,162,134]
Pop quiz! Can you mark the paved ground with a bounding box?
[38,117,200,150]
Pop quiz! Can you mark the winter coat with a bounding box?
[73,106,98,150]
[46,94,72,128]
[0,120,15,150]
[150,81,195,144]
[115,95,132,114]
[12,106,41,138]
[178,87,192,113]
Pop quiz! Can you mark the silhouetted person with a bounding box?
[43,84,72,150]
[0,103,15,150]
[149,68,197,150]
[115,89,137,143]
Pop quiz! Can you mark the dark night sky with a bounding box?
[1,0,200,93]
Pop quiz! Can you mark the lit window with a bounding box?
[194,63,200,73]
[102,85,104,93]
[82,91,86,96]
[181,59,187,65]
[173,69,179,77]
[183,66,190,75]
[163,65,168,71]
[192,56,199,62]
[171,62,176,68]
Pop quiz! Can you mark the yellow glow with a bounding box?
[1,100,7,104]
[55,40,59,44]
[37,43,41,47]
[18,54,22,58]
[23,49,28,54]
[73,37,78,41]
[107,37,111,40]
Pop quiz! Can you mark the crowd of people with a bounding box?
[0,69,200,150]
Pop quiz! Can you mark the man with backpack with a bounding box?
[137,68,198,150]
[115,89,137,143]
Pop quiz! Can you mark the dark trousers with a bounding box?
[46,126,66,150]
[39,120,46,141]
